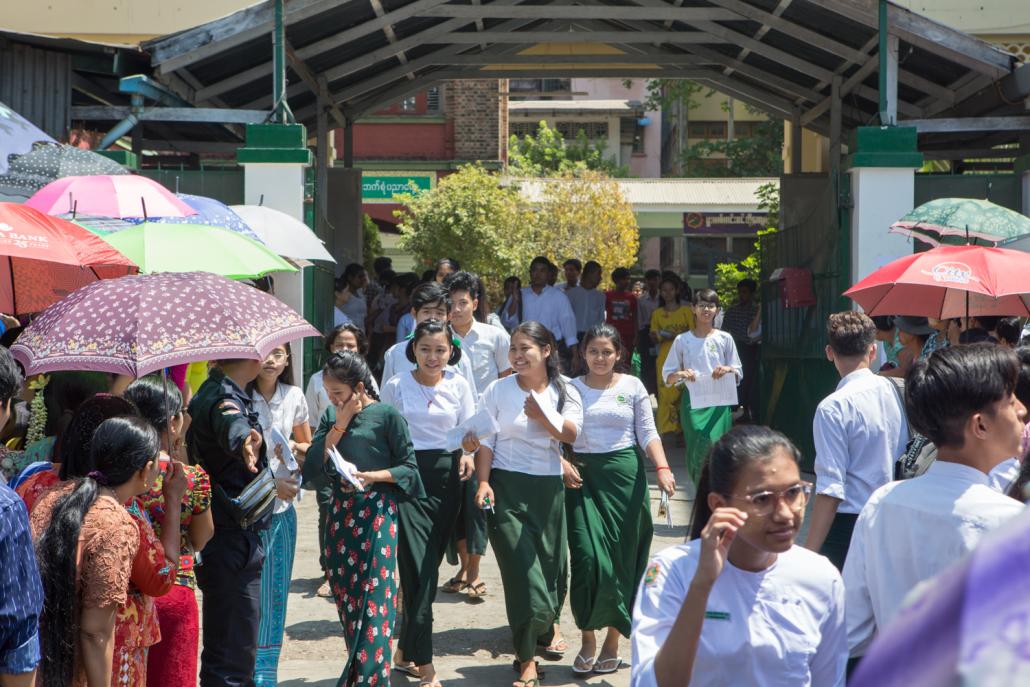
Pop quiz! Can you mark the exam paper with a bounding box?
[530,389,565,433]
[659,491,673,528]
[686,372,738,410]
[269,428,302,502]
[328,445,364,492]
[271,427,299,472]
[446,408,500,452]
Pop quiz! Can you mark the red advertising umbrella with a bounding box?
[0,202,137,314]
[844,245,1030,319]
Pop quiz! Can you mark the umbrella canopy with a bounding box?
[25,174,196,219]
[230,205,335,262]
[0,202,137,314]
[844,245,1030,319]
[100,222,296,279]
[10,271,321,377]
[889,198,1030,247]
[142,194,264,243]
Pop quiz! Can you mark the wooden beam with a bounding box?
[285,40,346,128]
[137,139,242,153]
[421,5,739,20]
[901,116,1030,133]
[436,31,724,43]
[922,147,1019,160]
[71,106,269,124]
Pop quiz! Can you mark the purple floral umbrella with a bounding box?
[10,271,320,377]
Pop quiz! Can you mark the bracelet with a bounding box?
[656,466,672,472]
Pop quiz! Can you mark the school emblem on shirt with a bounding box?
[616,394,627,404]
[643,562,660,586]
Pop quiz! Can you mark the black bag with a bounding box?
[885,376,937,479]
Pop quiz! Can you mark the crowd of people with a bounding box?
[0,250,1027,687]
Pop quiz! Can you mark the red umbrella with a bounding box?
[844,245,1030,319]
[0,202,137,314]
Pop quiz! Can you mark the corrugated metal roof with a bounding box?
[513,177,778,208]
[509,99,640,112]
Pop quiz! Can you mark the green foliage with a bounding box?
[632,79,704,113]
[508,121,630,177]
[362,214,383,273]
[713,183,780,304]
[755,181,780,230]
[681,117,784,177]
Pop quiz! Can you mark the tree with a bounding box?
[509,120,629,177]
[713,183,779,305]
[362,213,383,273]
[682,114,784,177]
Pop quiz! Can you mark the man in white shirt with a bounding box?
[564,260,606,340]
[843,343,1027,657]
[500,256,579,359]
[804,312,909,571]
[558,258,581,292]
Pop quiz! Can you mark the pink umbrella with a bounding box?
[11,271,320,377]
[25,174,196,219]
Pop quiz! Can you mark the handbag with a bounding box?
[885,376,937,479]
[215,467,277,529]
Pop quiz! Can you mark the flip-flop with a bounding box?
[593,656,624,674]
[571,654,596,675]
[511,659,545,678]
[393,663,422,678]
[440,576,465,593]
[537,637,567,660]
[513,680,541,687]
[464,580,488,599]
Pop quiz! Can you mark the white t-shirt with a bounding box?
[381,340,477,388]
[632,543,847,687]
[454,320,512,394]
[380,369,476,451]
[570,374,659,454]
[339,289,367,332]
[660,330,742,407]
[251,383,309,514]
[395,313,415,343]
[304,368,380,429]
[500,285,579,346]
[565,285,606,334]
[333,307,353,328]
[481,374,583,476]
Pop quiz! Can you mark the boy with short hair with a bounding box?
[843,343,1026,657]
[605,267,638,365]
[803,312,909,571]
[560,258,582,292]
[564,260,606,342]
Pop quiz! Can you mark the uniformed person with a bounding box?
[188,358,268,687]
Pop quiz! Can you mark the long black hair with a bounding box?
[124,376,183,435]
[325,323,368,357]
[405,319,462,367]
[512,321,567,410]
[58,394,139,479]
[37,416,159,687]
[578,323,626,376]
[323,350,380,401]
[689,425,801,540]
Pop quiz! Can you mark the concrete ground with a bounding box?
[274,454,697,687]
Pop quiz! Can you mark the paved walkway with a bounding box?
[275,458,696,687]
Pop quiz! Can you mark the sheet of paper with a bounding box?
[530,389,565,433]
[686,372,738,410]
[270,427,299,472]
[327,445,364,492]
[446,408,501,452]
[659,491,673,527]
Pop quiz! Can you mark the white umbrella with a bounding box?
[229,205,336,263]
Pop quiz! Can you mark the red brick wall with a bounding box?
[346,122,448,160]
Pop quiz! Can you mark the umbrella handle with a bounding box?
[142,196,148,221]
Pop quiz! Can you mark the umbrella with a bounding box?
[230,205,335,262]
[0,202,137,314]
[100,222,296,279]
[10,271,321,377]
[25,174,196,219]
[890,198,1030,247]
[844,245,1030,319]
[140,194,265,243]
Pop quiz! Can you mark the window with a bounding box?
[621,117,644,153]
[508,78,572,99]
[554,121,608,140]
[510,121,537,138]
[687,237,731,275]
[426,87,441,113]
[399,96,417,112]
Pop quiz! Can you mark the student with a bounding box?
[721,279,759,421]
[560,258,582,292]
[381,320,477,687]
[389,272,420,344]
[472,321,584,687]
[568,324,675,676]
[872,315,911,377]
[336,264,369,332]
[636,269,662,396]
[803,312,909,571]
[843,344,1026,658]
[564,261,606,344]
[661,289,742,489]
[305,352,424,687]
[631,425,846,687]
[500,257,579,361]
[366,268,396,365]
[605,267,638,367]
[382,281,476,386]
[650,276,694,436]
[442,272,512,598]
[997,316,1022,348]
[435,257,460,284]
[499,276,523,332]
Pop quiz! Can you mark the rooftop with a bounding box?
[509,99,642,113]
[513,176,777,208]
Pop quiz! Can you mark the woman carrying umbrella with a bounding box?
[305,351,424,687]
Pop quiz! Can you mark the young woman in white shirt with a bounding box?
[247,344,311,685]
[661,288,743,489]
[471,321,583,687]
[631,425,846,687]
[381,319,477,687]
[567,324,676,676]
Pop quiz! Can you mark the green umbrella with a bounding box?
[100,222,296,279]
[889,197,1030,247]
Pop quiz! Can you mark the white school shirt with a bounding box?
[339,289,367,332]
[481,375,583,476]
[333,307,353,328]
[812,369,909,514]
[304,369,380,429]
[500,285,579,346]
[842,460,1024,656]
[564,285,606,333]
[631,543,846,687]
[570,375,659,454]
[660,330,742,405]
[454,320,512,394]
[637,290,660,332]
[380,339,476,388]
[380,369,476,451]
[988,457,1020,494]
[251,383,309,514]
[395,313,415,343]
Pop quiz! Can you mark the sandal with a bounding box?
[511,659,545,678]
[593,656,624,674]
[464,580,488,600]
[393,663,422,678]
[571,654,596,675]
[440,576,465,593]
[537,637,567,660]
[513,680,541,687]
[316,579,333,598]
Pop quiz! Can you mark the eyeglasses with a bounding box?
[696,303,719,310]
[729,482,812,516]
[266,352,288,362]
